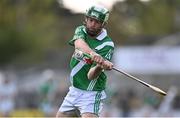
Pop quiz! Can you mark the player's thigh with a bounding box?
[56,110,78,117]
[81,112,98,118]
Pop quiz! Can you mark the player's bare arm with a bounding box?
[74,38,93,54]
[88,60,113,80]
[87,64,103,80]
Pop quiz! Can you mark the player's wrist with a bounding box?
[90,51,96,57]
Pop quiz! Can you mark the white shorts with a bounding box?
[58,86,106,116]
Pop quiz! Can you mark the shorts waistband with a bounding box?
[70,86,104,93]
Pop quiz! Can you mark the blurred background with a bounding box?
[0,0,180,117]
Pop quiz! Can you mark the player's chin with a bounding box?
[87,30,98,37]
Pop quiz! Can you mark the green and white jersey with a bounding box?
[68,25,114,91]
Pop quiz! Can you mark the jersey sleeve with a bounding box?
[69,26,86,46]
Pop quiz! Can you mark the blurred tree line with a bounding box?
[0,0,180,67]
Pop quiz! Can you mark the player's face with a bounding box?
[85,17,103,37]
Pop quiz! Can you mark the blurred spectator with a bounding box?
[101,91,122,117]
[38,69,56,116]
[0,74,17,117]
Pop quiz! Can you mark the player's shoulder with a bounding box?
[102,36,115,49]
[75,25,85,29]
[104,35,114,44]
[105,35,113,41]
[74,25,86,33]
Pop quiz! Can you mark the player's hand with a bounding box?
[101,60,113,70]
[90,52,104,65]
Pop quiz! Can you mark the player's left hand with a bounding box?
[101,60,113,70]
[90,51,104,65]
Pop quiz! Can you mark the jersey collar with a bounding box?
[96,29,107,40]
[83,28,107,41]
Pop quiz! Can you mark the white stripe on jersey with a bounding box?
[70,61,86,78]
[95,41,114,50]
[87,79,97,91]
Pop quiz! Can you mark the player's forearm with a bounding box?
[88,65,103,80]
[74,39,94,54]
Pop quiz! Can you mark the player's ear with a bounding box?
[83,17,88,25]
